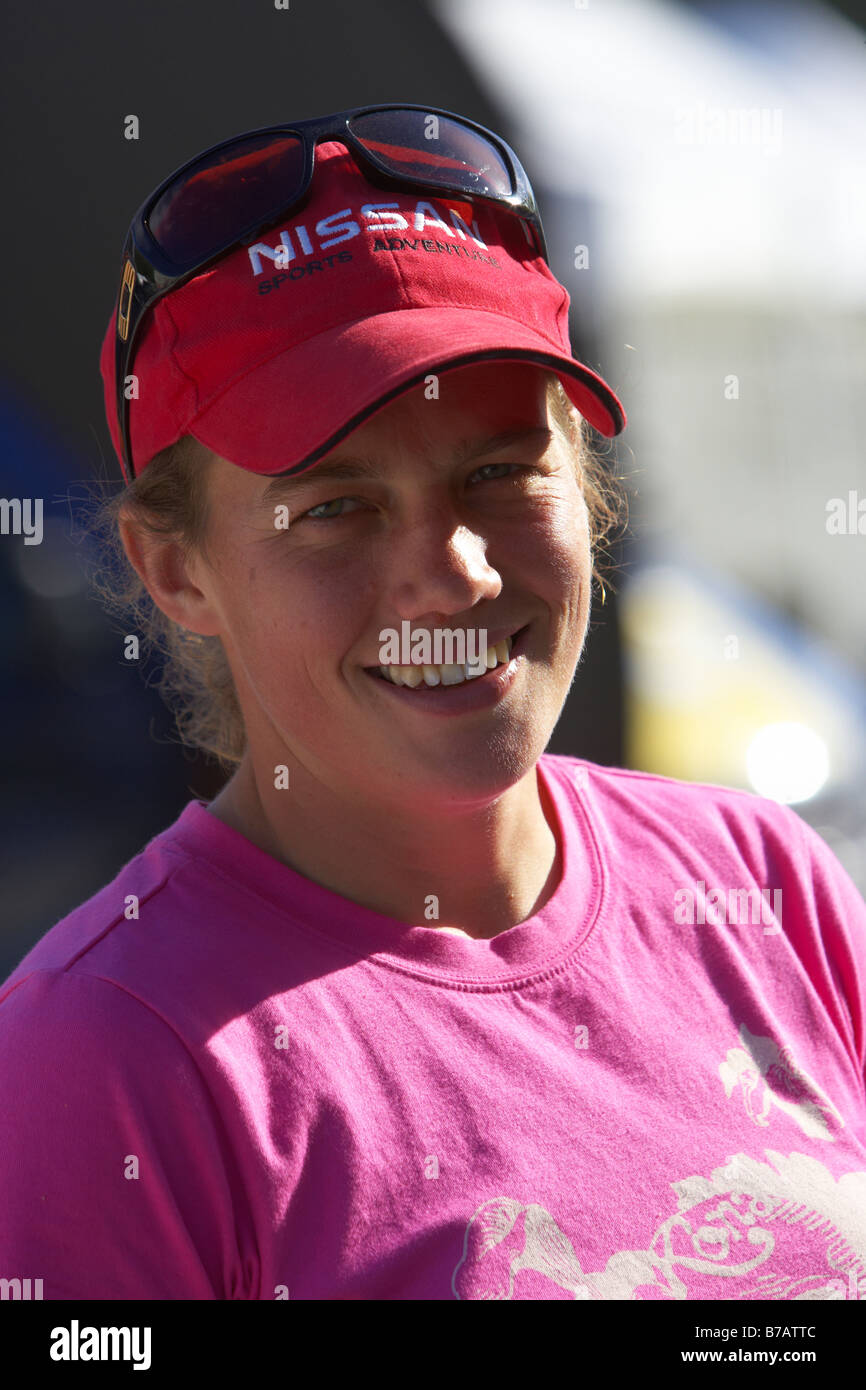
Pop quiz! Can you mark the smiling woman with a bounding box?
[78,371,627,770]
[2,108,865,1306]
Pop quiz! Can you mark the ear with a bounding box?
[118,507,224,637]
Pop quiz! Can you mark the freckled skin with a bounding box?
[120,362,594,937]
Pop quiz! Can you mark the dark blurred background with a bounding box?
[2,0,865,974]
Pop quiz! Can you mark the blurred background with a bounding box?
[2,0,865,973]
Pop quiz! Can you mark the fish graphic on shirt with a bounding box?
[452,1152,866,1300]
[719,1024,844,1140]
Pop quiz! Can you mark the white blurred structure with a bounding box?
[434,0,866,664]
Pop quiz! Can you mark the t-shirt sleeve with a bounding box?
[0,968,243,1299]
[778,804,866,1098]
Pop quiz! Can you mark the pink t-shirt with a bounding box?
[1,753,865,1301]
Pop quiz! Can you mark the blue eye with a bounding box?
[302,496,363,521]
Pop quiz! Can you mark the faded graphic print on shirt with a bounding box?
[720,1024,845,1140]
[452,1025,866,1300]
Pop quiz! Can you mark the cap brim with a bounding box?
[188,308,626,476]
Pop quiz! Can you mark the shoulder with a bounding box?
[0,803,202,1003]
[540,749,801,835]
[541,753,866,1046]
[539,750,865,910]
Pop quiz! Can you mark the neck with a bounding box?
[206,754,562,940]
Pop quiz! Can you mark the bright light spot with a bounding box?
[746,722,830,804]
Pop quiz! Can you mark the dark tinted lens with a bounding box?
[348,110,514,197]
[147,133,305,264]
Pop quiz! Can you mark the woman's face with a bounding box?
[188,361,593,810]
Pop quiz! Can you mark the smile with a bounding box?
[374,631,518,688]
[362,625,531,715]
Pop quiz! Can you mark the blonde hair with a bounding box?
[78,375,629,772]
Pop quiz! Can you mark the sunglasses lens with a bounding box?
[348,110,514,198]
[147,133,306,264]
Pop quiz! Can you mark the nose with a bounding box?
[386,508,502,621]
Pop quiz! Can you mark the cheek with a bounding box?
[219,547,371,686]
[200,543,288,672]
[517,488,590,591]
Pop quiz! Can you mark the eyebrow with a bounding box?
[259,426,555,506]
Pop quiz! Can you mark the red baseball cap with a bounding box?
[100,139,626,480]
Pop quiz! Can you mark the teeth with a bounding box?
[378,636,514,688]
[440,664,465,686]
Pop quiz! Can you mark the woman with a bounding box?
[1,107,864,1302]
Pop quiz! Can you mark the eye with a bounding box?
[299,495,365,521]
[293,465,539,523]
[472,463,525,482]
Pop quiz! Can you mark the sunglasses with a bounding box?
[112,103,551,483]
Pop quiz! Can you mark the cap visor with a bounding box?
[190,307,626,475]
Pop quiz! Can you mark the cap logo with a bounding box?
[118,260,136,342]
[246,196,489,277]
